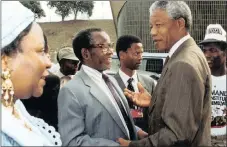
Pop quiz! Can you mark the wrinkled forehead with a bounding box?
[91,31,110,44]
[149,9,170,23]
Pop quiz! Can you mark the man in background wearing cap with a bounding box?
[199,24,227,147]
[54,47,79,88]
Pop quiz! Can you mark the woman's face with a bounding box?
[6,22,51,99]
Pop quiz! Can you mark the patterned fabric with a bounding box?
[2,100,62,146]
[1,131,20,146]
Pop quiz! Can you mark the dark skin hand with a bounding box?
[117,138,131,146]
[118,83,150,146]
[124,82,152,107]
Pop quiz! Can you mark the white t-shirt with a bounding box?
[211,75,226,136]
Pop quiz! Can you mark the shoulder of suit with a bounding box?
[137,73,156,84]
[171,41,206,67]
[109,74,118,83]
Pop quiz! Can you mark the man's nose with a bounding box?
[138,54,142,60]
[204,51,211,58]
[150,27,157,37]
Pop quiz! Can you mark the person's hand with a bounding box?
[117,138,131,146]
[137,129,148,139]
[124,82,151,107]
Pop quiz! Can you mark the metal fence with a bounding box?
[117,1,227,53]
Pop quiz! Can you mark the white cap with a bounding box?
[1,1,35,49]
[199,24,227,47]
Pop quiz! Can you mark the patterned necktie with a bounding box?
[127,78,135,108]
[102,74,134,140]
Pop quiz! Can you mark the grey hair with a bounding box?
[149,1,192,31]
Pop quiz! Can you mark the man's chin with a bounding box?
[155,46,168,52]
[134,67,140,70]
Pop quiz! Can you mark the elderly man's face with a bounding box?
[150,9,180,52]
[87,31,114,72]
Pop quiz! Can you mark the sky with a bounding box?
[36,1,113,22]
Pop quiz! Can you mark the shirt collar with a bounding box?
[82,64,103,82]
[119,68,138,86]
[55,70,74,79]
[169,34,191,58]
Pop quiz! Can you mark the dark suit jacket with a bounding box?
[129,38,212,147]
[114,72,156,132]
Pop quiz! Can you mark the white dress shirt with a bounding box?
[82,65,130,138]
[118,69,139,92]
[54,70,74,88]
[168,34,191,58]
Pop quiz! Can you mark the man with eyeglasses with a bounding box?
[58,28,138,146]
[199,24,227,147]
[114,35,156,136]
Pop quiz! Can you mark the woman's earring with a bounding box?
[1,68,14,107]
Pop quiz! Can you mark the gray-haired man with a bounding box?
[118,1,211,146]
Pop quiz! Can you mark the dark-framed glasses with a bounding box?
[91,42,115,49]
[90,42,114,53]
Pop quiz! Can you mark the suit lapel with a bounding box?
[78,69,129,138]
[110,77,137,138]
[148,66,169,113]
[137,74,149,92]
[111,77,131,115]
[114,72,126,91]
[149,37,196,114]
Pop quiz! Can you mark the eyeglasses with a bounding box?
[90,42,114,49]
[90,42,114,53]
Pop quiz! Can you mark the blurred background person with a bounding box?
[1,1,61,146]
[115,35,156,134]
[199,24,227,147]
[54,47,79,88]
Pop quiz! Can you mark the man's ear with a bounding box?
[177,18,186,31]
[81,48,90,60]
[119,51,125,60]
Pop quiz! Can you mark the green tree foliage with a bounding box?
[68,1,94,20]
[48,1,71,21]
[48,1,94,21]
[20,1,45,18]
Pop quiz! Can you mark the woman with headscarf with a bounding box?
[1,1,62,146]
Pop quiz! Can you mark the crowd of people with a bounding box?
[1,1,226,147]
